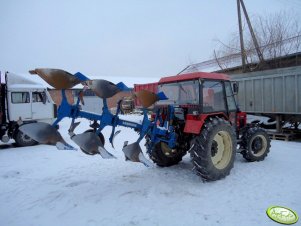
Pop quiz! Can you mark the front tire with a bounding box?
[191,118,236,181]
[240,127,270,162]
[14,130,38,147]
[149,142,186,167]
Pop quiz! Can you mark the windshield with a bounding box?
[157,80,199,105]
[123,100,132,104]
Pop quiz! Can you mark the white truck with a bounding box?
[0,71,56,146]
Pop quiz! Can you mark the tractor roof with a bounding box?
[158,72,229,84]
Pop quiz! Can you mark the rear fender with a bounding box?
[184,113,228,134]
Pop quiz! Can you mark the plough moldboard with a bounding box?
[20,68,175,167]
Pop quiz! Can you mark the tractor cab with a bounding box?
[156,72,239,126]
[158,78,237,111]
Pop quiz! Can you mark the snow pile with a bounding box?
[247,114,276,126]
[0,117,300,226]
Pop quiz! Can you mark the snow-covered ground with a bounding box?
[0,116,300,226]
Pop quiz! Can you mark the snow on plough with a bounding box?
[20,68,271,181]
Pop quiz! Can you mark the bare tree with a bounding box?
[213,10,301,71]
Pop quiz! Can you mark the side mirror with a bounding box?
[232,82,239,95]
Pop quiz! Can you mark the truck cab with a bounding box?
[0,72,56,146]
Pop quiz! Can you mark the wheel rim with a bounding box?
[211,131,233,170]
[160,142,178,158]
[250,135,267,157]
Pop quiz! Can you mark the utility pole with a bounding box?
[237,0,265,72]
[237,0,246,72]
[239,0,264,62]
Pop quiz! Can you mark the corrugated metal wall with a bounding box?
[230,66,301,115]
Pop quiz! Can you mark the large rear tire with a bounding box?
[191,118,236,181]
[149,142,186,167]
[14,130,38,147]
[240,127,270,162]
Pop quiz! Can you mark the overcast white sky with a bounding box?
[0,0,300,80]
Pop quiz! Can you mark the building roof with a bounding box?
[159,71,230,84]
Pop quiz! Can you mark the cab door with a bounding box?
[8,91,32,121]
[224,82,238,128]
[31,90,53,120]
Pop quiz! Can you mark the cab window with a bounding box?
[33,92,46,103]
[225,82,237,111]
[11,92,30,104]
[202,81,226,112]
[158,80,199,105]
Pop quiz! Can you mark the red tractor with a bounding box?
[145,71,271,181]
